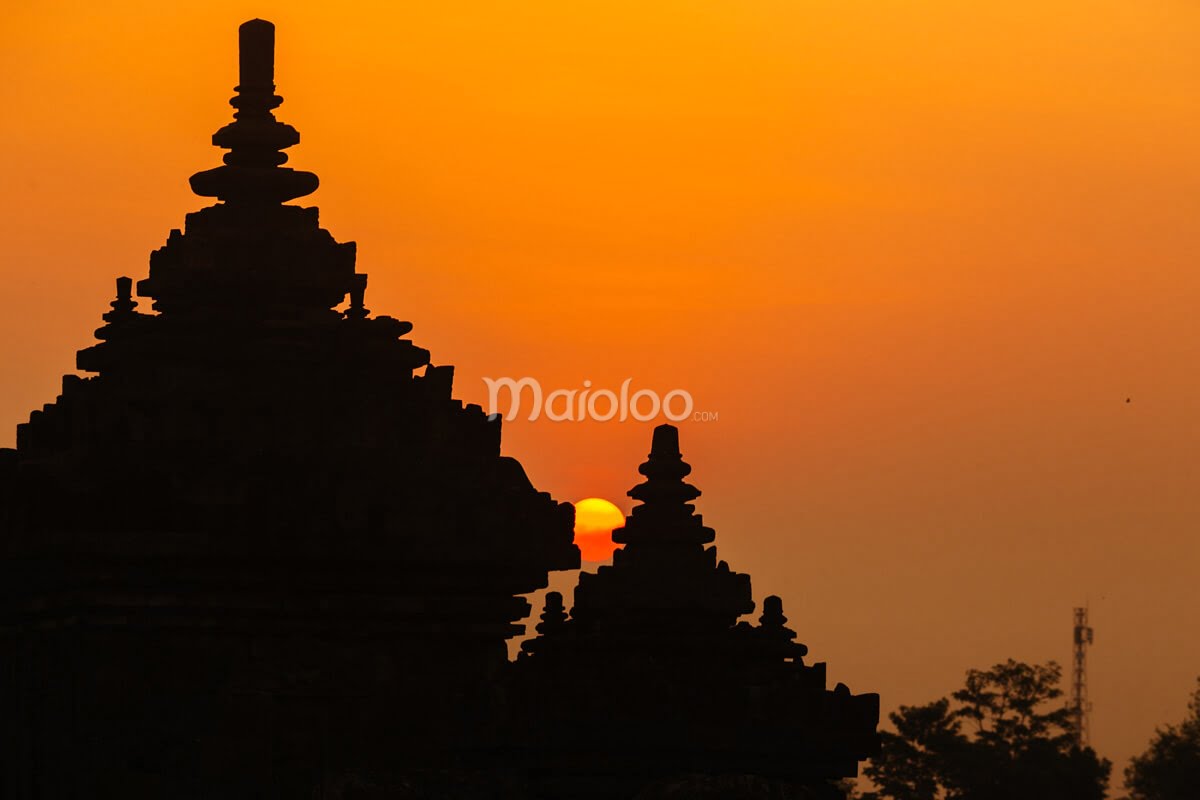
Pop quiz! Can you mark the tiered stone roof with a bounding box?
[0,21,878,800]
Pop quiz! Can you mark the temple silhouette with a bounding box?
[0,20,879,800]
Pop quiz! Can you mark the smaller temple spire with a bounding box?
[758,595,807,656]
[535,592,568,636]
[759,595,789,629]
[571,424,754,635]
[102,277,139,323]
[519,591,569,658]
[613,423,713,549]
[345,274,370,320]
[189,19,319,204]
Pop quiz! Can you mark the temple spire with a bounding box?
[137,19,357,317]
[189,19,319,204]
[571,424,754,636]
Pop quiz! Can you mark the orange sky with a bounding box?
[2,0,1199,785]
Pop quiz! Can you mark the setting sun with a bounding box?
[573,497,625,563]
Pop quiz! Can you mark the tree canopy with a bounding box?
[1123,678,1200,800]
[861,659,1110,800]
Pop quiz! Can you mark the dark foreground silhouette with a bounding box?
[0,20,879,799]
[1124,679,1200,800]
[862,660,1110,800]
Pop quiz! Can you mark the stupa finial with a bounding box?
[189,19,319,204]
[612,424,712,549]
[237,19,276,100]
[626,423,701,510]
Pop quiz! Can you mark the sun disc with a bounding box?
[573,497,625,563]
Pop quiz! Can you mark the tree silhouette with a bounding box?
[1123,678,1200,800]
[862,660,1110,800]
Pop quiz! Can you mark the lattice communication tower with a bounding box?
[1071,606,1094,747]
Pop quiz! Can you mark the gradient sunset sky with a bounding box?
[3,0,1198,783]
